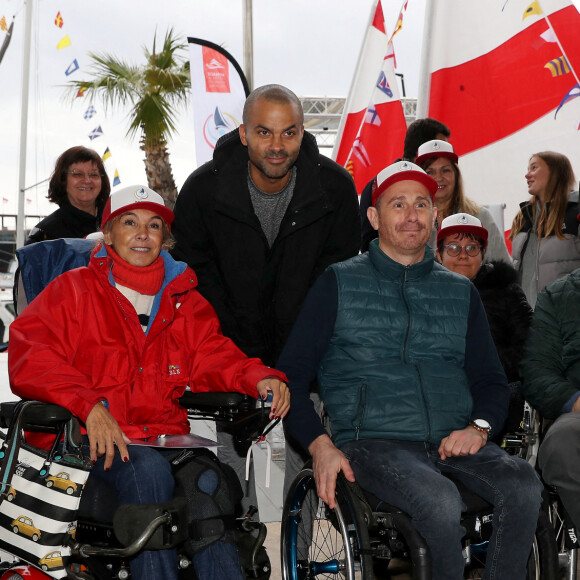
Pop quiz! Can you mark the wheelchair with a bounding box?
[0,237,278,579]
[0,391,275,580]
[280,396,565,580]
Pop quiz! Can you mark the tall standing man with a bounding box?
[277,161,542,579]
[172,84,360,508]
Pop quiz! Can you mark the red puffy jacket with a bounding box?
[9,249,286,448]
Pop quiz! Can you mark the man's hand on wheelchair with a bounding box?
[309,434,355,510]
[438,426,487,460]
[86,402,132,471]
[256,378,290,419]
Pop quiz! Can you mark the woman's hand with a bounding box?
[256,378,290,419]
[85,402,131,470]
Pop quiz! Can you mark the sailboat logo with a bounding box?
[206,59,225,70]
[203,106,240,149]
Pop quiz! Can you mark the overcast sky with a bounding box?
[0,0,428,218]
[1,0,579,221]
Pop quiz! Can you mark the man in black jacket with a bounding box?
[172,84,360,510]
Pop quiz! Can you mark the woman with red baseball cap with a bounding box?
[416,140,511,265]
[9,185,290,580]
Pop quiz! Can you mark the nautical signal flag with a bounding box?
[55,12,63,28]
[65,59,79,76]
[523,1,542,20]
[545,56,570,77]
[84,105,97,120]
[102,147,112,161]
[0,16,7,32]
[333,0,408,194]
[113,170,121,187]
[57,35,71,50]
[88,126,103,140]
[555,84,580,118]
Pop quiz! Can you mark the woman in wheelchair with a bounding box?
[8,185,290,580]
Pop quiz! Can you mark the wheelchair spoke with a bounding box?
[282,469,366,580]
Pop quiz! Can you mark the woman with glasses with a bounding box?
[436,213,532,389]
[416,140,511,264]
[26,146,111,245]
[510,151,579,308]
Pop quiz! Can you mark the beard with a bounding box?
[253,150,296,180]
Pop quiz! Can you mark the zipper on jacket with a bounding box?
[354,383,367,440]
[402,267,431,441]
[401,268,411,361]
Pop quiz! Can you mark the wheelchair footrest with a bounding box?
[113,497,188,551]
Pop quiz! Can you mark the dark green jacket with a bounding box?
[521,268,580,419]
[319,243,473,447]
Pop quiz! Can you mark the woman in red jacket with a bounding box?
[9,185,289,580]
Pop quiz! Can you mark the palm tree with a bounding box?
[68,29,190,208]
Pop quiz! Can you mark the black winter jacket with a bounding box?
[172,129,360,365]
[26,201,104,245]
[473,260,533,382]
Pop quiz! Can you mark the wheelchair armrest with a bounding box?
[179,391,255,420]
[0,400,73,431]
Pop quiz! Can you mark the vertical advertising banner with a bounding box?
[188,38,250,167]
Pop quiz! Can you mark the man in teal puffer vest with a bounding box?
[521,268,580,532]
[278,161,542,580]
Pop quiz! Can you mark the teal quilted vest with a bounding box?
[319,241,473,448]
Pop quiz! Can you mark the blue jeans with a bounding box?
[84,442,243,580]
[341,439,542,580]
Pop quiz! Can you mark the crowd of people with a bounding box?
[8,82,580,579]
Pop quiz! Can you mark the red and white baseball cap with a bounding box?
[372,160,438,206]
[415,139,458,166]
[101,185,174,230]
[437,213,488,248]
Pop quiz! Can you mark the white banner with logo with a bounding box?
[188,38,249,168]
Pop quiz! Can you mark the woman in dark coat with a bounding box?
[26,146,111,244]
[436,212,532,384]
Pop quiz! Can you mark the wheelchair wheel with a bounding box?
[464,506,558,580]
[281,468,373,580]
[547,491,578,580]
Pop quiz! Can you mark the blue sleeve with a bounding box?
[465,284,510,434]
[276,270,338,452]
[562,392,580,414]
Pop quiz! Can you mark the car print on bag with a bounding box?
[66,522,76,540]
[39,551,63,571]
[11,515,41,541]
[45,471,77,495]
[5,487,16,501]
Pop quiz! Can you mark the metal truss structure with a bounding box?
[300,96,418,153]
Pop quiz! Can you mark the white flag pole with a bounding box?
[331,0,381,160]
[416,0,434,119]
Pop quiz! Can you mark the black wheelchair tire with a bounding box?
[281,468,373,580]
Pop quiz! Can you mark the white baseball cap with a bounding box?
[372,160,438,206]
[415,139,458,166]
[437,213,488,248]
[101,185,174,230]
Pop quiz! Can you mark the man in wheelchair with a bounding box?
[7,185,290,579]
[521,267,580,534]
[277,161,543,579]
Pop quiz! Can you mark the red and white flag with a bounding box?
[188,38,249,167]
[333,0,408,194]
[419,0,580,227]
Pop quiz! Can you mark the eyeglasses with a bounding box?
[67,171,102,180]
[443,243,482,257]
